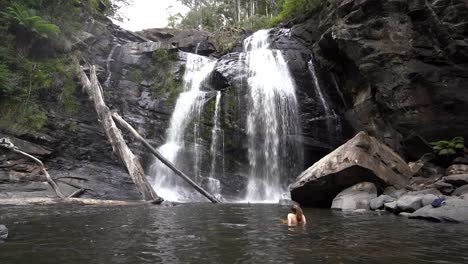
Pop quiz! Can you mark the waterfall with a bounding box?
[208,91,223,197]
[308,58,342,146]
[104,43,120,88]
[150,53,216,202]
[242,29,303,203]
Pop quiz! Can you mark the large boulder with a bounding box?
[290,132,412,206]
[410,197,468,223]
[331,182,377,211]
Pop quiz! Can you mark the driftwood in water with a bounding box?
[78,65,162,203]
[0,138,66,199]
[112,112,222,203]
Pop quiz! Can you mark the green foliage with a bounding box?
[270,0,324,26]
[241,15,271,31]
[431,137,465,156]
[2,3,59,38]
[147,49,183,102]
[0,63,15,95]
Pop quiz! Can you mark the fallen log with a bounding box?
[0,197,144,206]
[68,188,86,198]
[0,138,65,199]
[112,112,221,203]
[78,65,162,203]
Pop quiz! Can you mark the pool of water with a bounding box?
[0,203,467,263]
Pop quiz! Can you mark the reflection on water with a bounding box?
[0,204,467,264]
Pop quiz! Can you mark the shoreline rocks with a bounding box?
[410,197,468,223]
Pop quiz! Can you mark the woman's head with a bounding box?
[291,204,303,223]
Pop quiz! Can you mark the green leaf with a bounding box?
[455,143,465,150]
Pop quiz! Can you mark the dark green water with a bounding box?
[0,204,467,264]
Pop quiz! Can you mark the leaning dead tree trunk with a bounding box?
[0,138,66,199]
[112,113,221,203]
[78,65,161,202]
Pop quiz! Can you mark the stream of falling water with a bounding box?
[243,29,302,203]
[150,53,216,202]
[207,91,223,198]
[308,58,342,146]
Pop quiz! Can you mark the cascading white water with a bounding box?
[207,91,223,197]
[150,53,216,202]
[104,43,120,88]
[242,29,302,203]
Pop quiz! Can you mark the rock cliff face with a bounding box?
[289,0,468,159]
[0,17,217,200]
[2,0,468,201]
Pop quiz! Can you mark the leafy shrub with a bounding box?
[431,137,465,156]
[270,0,324,26]
[2,3,60,39]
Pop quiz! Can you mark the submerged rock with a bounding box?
[0,225,8,240]
[331,182,377,211]
[290,132,411,206]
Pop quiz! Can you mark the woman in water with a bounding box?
[287,204,306,226]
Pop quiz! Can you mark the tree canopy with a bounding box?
[171,0,324,31]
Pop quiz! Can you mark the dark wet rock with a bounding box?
[140,28,216,56]
[453,185,468,197]
[331,182,377,211]
[304,0,468,155]
[410,197,468,223]
[370,195,395,210]
[430,180,455,195]
[443,174,468,187]
[409,161,444,178]
[0,225,7,240]
[452,157,468,165]
[408,173,442,191]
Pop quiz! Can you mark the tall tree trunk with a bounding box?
[237,0,241,23]
[78,65,161,202]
